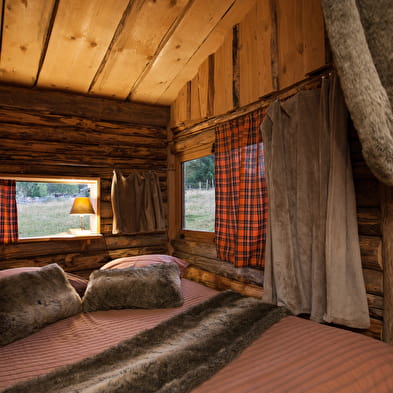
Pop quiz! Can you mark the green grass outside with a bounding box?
[184,188,215,232]
[17,189,215,237]
[17,198,90,238]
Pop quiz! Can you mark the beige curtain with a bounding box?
[111,170,165,234]
[261,75,370,329]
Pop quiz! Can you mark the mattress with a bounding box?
[0,279,217,391]
[2,278,393,392]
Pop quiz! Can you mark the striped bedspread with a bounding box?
[1,279,393,392]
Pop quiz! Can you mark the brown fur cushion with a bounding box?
[82,263,184,312]
[0,267,88,297]
[0,264,82,346]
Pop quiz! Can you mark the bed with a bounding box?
[1,258,393,393]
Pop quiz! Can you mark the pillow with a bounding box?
[0,267,88,297]
[83,262,183,312]
[100,254,189,276]
[0,264,82,346]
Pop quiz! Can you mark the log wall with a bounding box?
[168,0,386,340]
[0,85,170,278]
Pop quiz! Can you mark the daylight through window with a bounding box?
[182,155,215,232]
[2,177,99,239]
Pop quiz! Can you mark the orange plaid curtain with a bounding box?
[215,109,268,268]
[0,180,18,244]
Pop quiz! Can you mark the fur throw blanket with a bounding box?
[321,0,393,185]
[3,291,290,393]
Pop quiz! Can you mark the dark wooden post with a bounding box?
[381,184,393,344]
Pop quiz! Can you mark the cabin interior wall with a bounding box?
[169,0,384,339]
[0,89,169,278]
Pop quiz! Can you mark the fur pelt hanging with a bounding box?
[321,0,393,185]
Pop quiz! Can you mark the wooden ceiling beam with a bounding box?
[0,84,169,127]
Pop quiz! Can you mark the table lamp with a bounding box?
[70,197,95,231]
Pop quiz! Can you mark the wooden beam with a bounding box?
[0,84,169,127]
[381,185,393,343]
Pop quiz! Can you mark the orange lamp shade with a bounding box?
[70,197,95,215]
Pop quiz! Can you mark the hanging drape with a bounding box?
[215,110,268,268]
[111,170,165,234]
[0,180,18,244]
[261,75,370,329]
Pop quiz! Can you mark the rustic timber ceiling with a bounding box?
[0,0,256,106]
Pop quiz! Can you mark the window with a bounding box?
[182,155,215,232]
[1,176,99,240]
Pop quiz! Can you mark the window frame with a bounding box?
[177,146,215,243]
[0,174,101,241]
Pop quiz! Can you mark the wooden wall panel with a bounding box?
[302,0,326,73]
[276,0,325,89]
[276,0,305,89]
[0,88,168,277]
[170,83,189,128]
[190,58,209,121]
[214,31,233,115]
[170,0,326,128]
[239,0,274,106]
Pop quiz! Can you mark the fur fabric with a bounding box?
[82,263,183,312]
[3,291,290,393]
[0,264,82,346]
[321,0,393,185]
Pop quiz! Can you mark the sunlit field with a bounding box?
[184,189,215,232]
[17,198,89,238]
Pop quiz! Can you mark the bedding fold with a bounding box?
[2,291,290,393]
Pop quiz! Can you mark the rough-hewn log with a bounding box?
[0,84,169,127]
[359,235,383,271]
[173,243,264,286]
[364,318,383,340]
[0,122,166,149]
[357,208,381,236]
[184,266,263,298]
[363,268,383,296]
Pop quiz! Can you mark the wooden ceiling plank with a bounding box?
[37,0,129,93]
[90,0,191,100]
[130,0,241,105]
[0,0,56,86]
[157,0,257,105]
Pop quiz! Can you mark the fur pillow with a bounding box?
[82,263,184,312]
[100,254,189,277]
[0,264,82,346]
[0,267,88,297]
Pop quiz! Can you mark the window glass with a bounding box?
[182,155,215,232]
[0,177,99,239]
